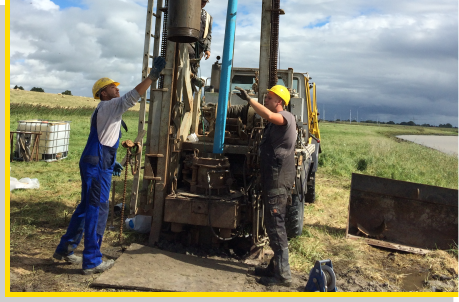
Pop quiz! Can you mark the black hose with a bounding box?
[296,170,305,204]
[207,200,238,241]
[227,104,249,125]
[206,171,238,241]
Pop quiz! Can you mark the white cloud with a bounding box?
[10,0,458,126]
[31,0,59,11]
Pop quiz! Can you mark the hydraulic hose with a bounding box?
[207,198,238,241]
[205,170,238,241]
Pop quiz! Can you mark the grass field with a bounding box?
[10,89,149,111]
[289,122,458,290]
[8,89,459,292]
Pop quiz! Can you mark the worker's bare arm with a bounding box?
[248,98,286,125]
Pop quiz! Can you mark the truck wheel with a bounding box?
[304,172,316,204]
[286,194,304,239]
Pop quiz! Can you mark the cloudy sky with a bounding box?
[10,0,458,126]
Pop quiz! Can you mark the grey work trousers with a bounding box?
[263,192,292,281]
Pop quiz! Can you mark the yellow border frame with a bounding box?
[6,0,12,295]
[4,0,458,298]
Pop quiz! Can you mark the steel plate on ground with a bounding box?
[346,173,458,253]
[91,243,249,292]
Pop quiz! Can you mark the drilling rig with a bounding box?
[126,0,321,257]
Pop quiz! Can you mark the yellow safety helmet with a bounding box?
[92,77,120,99]
[267,85,291,106]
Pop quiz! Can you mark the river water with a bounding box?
[396,135,458,156]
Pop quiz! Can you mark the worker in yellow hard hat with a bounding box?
[235,85,295,287]
[54,57,166,275]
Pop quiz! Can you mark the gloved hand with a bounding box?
[235,86,251,103]
[113,161,123,177]
[148,56,166,81]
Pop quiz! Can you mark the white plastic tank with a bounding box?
[15,120,70,162]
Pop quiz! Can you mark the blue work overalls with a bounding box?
[55,108,119,269]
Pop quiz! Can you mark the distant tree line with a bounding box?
[31,87,45,92]
[326,119,455,128]
[13,85,72,96]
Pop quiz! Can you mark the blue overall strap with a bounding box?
[121,120,128,132]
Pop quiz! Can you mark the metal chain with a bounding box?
[119,147,131,245]
[158,0,169,88]
[128,142,141,175]
[269,0,280,88]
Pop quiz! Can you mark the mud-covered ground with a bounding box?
[9,238,394,293]
[9,230,457,293]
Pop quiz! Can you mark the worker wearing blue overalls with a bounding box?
[236,85,295,287]
[53,57,166,275]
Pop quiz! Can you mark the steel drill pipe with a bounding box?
[213,0,239,154]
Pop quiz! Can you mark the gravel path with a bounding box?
[397,135,458,156]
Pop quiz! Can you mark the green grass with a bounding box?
[9,91,459,289]
[288,121,458,282]
[318,122,458,189]
[10,89,148,111]
[9,101,143,252]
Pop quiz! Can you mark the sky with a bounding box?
[9,0,459,126]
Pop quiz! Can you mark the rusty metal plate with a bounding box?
[91,244,249,292]
[191,200,208,214]
[347,173,458,253]
[164,195,240,229]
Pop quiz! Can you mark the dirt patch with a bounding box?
[9,175,458,293]
[10,232,457,292]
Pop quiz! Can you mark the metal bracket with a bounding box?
[267,9,285,15]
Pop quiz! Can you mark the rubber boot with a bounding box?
[258,248,292,287]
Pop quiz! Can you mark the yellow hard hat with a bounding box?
[267,85,291,106]
[92,77,120,99]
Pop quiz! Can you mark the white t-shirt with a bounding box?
[91,89,140,147]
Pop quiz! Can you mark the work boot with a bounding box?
[254,258,275,277]
[258,247,292,287]
[258,276,293,287]
[53,252,82,265]
[254,266,275,277]
[192,77,205,88]
[82,259,115,275]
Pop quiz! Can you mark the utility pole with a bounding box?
[357,110,359,123]
[350,110,351,124]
